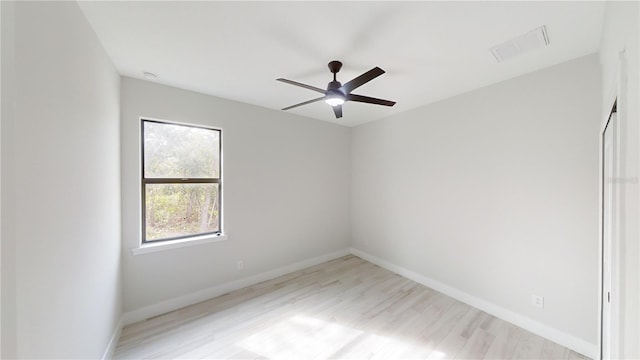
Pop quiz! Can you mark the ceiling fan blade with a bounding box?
[339,67,385,94]
[281,96,325,111]
[332,105,343,118]
[277,78,326,94]
[347,94,396,107]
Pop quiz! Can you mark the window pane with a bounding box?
[145,183,219,241]
[144,121,220,178]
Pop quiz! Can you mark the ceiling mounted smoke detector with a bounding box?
[490,26,550,63]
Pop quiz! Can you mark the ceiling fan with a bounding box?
[277,61,396,119]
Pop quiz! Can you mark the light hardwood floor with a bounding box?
[115,255,589,359]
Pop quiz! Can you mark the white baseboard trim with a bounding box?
[349,247,597,359]
[101,316,123,360]
[122,248,351,326]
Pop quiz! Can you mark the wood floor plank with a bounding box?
[511,329,545,359]
[540,339,571,359]
[483,320,525,359]
[568,350,591,360]
[114,255,587,360]
[456,328,495,359]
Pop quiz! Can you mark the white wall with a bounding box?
[599,1,640,358]
[2,2,122,358]
[1,1,17,358]
[352,55,601,353]
[120,78,351,314]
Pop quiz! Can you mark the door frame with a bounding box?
[600,100,620,360]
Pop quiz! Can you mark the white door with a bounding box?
[602,111,618,359]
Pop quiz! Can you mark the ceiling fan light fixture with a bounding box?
[325,94,345,107]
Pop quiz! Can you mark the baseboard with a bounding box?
[101,316,123,360]
[349,247,597,359]
[122,248,351,326]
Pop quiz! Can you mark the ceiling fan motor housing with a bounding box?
[327,80,342,92]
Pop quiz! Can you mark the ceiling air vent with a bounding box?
[490,26,550,62]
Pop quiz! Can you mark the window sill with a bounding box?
[132,233,229,255]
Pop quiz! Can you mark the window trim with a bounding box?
[140,118,223,244]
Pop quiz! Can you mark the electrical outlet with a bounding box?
[532,295,544,309]
[237,260,244,271]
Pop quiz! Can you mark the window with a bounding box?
[141,119,222,243]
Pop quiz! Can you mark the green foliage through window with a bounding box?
[142,120,221,242]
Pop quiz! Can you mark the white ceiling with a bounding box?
[78,1,605,127]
